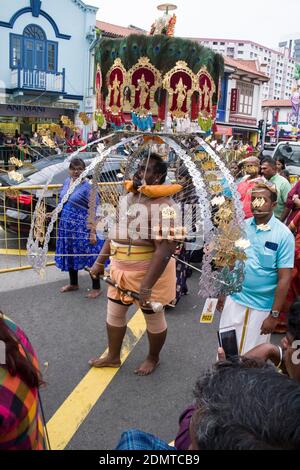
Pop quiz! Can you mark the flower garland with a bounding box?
[131,112,153,131]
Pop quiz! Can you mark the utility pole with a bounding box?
[262,109,268,146]
[275,108,280,145]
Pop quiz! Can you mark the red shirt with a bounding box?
[237,177,258,219]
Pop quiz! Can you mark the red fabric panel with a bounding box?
[169,71,193,114]
[198,73,213,114]
[191,93,199,120]
[107,67,125,109]
[131,68,155,112]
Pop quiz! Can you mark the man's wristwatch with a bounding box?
[270,310,280,319]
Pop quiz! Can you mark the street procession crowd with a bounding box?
[1,143,300,451]
[1,0,300,451]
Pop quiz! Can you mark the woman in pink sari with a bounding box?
[281,180,300,224]
[276,211,300,333]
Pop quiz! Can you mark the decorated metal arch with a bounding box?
[27,130,247,299]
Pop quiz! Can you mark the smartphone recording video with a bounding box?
[218,328,239,358]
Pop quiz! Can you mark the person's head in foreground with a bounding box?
[0,312,45,450]
[189,358,300,450]
[251,181,277,223]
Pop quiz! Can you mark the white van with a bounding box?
[272,141,300,177]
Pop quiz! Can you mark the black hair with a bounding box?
[275,156,286,170]
[261,157,277,169]
[288,298,300,340]
[261,185,278,203]
[282,169,290,179]
[192,359,300,450]
[149,153,168,184]
[270,190,278,203]
[177,165,190,179]
[69,158,86,170]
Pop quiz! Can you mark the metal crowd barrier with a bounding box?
[0,182,120,274]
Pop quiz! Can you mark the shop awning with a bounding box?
[215,125,232,136]
[232,126,259,132]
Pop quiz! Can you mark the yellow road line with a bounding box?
[46,309,146,450]
[0,249,55,256]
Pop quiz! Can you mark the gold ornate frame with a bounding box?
[95,63,102,111]
[197,66,216,116]
[125,57,162,115]
[163,61,197,118]
[106,58,127,114]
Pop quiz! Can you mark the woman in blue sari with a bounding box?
[55,158,104,298]
[174,167,200,304]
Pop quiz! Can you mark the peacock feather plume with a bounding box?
[94,35,224,102]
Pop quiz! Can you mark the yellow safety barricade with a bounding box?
[0,182,120,274]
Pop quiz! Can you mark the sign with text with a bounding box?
[267,128,275,137]
[200,298,218,324]
[230,88,239,113]
[0,104,74,119]
[215,125,233,136]
[85,96,95,114]
[229,115,257,126]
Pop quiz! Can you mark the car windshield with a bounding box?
[274,144,300,165]
[0,153,125,186]
[0,156,66,185]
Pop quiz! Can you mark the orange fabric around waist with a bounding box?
[111,259,151,271]
[107,257,176,305]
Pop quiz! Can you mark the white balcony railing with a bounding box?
[11,68,65,93]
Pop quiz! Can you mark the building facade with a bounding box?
[0,0,98,137]
[195,37,295,102]
[216,57,269,144]
[279,38,300,63]
[262,99,300,141]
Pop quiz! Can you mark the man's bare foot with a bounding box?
[60,285,79,293]
[85,289,102,299]
[134,357,159,376]
[88,355,121,368]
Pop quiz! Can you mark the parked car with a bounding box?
[272,141,300,177]
[260,143,277,159]
[0,152,125,240]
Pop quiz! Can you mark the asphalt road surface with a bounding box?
[0,263,220,450]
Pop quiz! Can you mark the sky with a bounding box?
[86,0,300,50]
